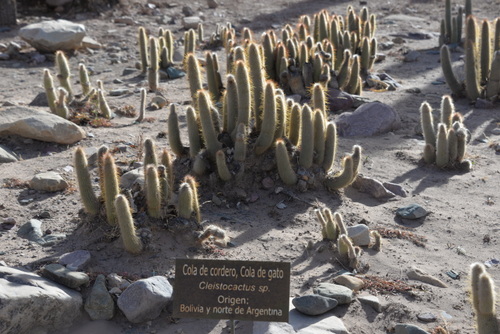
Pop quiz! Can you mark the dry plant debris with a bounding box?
[375,227,427,247]
[360,275,417,296]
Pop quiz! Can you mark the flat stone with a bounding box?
[346,224,371,246]
[30,171,68,192]
[417,312,437,323]
[85,274,115,320]
[292,294,338,316]
[333,275,365,291]
[395,323,430,334]
[42,263,90,289]
[0,145,18,163]
[313,283,353,305]
[0,107,86,144]
[117,276,173,323]
[335,102,401,137]
[383,182,408,197]
[404,50,420,62]
[358,295,382,313]
[182,16,202,30]
[19,19,86,53]
[58,250,91,271]
[396,204,427,219]
[109,88,130,96]
[352,175,396,199]
[81,36,102,49]
[407,267,447,288]
[0,266,82,334]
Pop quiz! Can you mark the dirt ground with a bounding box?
[0,0,499,333]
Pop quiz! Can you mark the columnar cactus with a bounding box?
[275,139,298,186]
[197,90,222,157]
[55,88,70,119]
[55,50,73,100]
[78,63,92,96]
[97,89,112,119]
[43,69,58,114]
[185,53,203,107]
[138,27,149,73]
[143,138,158,167]
[145,165,162,218]
[216,150,232,181]
[255,81,277,155]
[102,153,120,226]
[148,37,159,92]
[74,147,99,215]
[114,195,143,254]
[469,263,500,334]
[168,104,185,157]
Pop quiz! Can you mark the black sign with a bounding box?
[173,259,290,322]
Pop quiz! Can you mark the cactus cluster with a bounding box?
[469,263,500,334]
[441,15,500,101]
[315,210,381,270]
[419,95,472,170]
[73,138,203,254]
[439,0,467,46]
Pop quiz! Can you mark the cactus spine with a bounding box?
[168,104,184,157]
[114,195,143,254]
[74,147,99,215]
[145,165,161,218]
[275,139,298,186]
[255,81,277,155]
[469,263,500,334]
[102,153,120,226]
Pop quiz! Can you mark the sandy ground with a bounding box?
[0,0,499,333]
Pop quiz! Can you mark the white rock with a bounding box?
[0,266,83,334]
[358,295,383,313]
[0,107,86,144]
[30,171,68,192]
[347,224,371,246]
[81,36,102,49]
[182,16,202,30]
[0,145,17,163]
[19,19,86,53]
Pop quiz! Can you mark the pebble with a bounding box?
[182,6,195,16]
[417,312,437,323]
[182,16,202,30]
[383,182,409,197]
[347,224,371,246]
[358,295,382,313]
[313,283,353,305]
[42,263,90,289]
[1,217,16,230]
[17,219,44,243]
[380,41,394,50]
[396,204,427,219]
[352,175,396,199]
[0,53,9,60]
[333,275,365,291]
[122,67,136,76]
[292,294,338,315]
[58,250,91,271]
[404,50,420,62]
[261,177,274,189]
[394,323,431,334]
[109,88,130,96]
[207,0,219,8]
[29,172,68,192]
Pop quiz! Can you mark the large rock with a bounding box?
[0,266,83,334]
[117,276,173,323]
[313,283,354,305]
[19,19,86,53]
[335,102,401,137]
[292,294,338,316]
[42,263,90,289]
[0,107,85,144]
[30,171,68,192]
[0,145,17,163]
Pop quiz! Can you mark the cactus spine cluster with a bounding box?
[469,263,500,334]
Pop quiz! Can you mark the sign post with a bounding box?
[173,258,291,327]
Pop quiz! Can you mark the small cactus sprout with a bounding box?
[469,263,500,334]
[55,50,73,100]
[97,89,112,119]
[337,234,352,262]
[177,182,194,219]
[74,147,99,215]
[325,155,354,191]
[255,81,277,155]
[168,104,185,157]
[157,165,171,206]
[370,230,382,251]
[43,69,57,114]
[275,139,298,186]
[423,143,436,164]
[440,95,454,128]
[145,165,162,218]
[55,88,70,119]
[79,63,92,96]
[97,145,109,198]
[114,195,143,254]
[448,128,458,163]
[102,153,120,226]
[136,88,146,123]
[456,128,468,162]
[435,123,449,168]
[351,145,362,177]
[138,27,149,73]
[143,138,158,168]
[216,150,232,181]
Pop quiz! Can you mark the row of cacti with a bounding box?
[441,15,500,101]
[74,140,202,254]
[43,51,112,119]
[439,0,471,46]
[315,209,381,270]
[419,95,472,170]
[469,263,499,334]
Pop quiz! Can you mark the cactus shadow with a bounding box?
[392,215,426,228]
[389,164,453,195]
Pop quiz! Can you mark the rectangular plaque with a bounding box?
[173,258,290,322]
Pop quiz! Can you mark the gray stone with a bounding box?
[58,250,91,271]
[395,323,430,334]
[0,145,17,163]
[81,36,102,49]
[417,312,437,322]
[313,283,353,305]
[358,295,382,313]
[335,102,401,137]
[383,182,409,197]
[352,175,396,199]
[0,266,82,334]
[42,263,90,289]
[183,16,202,30]
[120,168,144,189]
[328,88,354,112]
[85,274,115,320]
[0,107,86,144]
[19,19,86,53]
[109,88,130,96]
[107,273,130,290]
[17,219,44,243]
[117,276,173,323]
[292,294,338,316]
[207,0,219,8]
[347,224,370,246]
[182,6,195,16]
[30,171,68,192]
[0,53,9,60]
[253,321,295,334]
[404,50,420,62]
[396,204,427,219]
